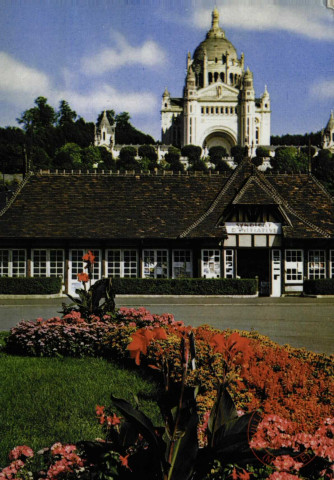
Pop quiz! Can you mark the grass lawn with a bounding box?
[0,339,161,467]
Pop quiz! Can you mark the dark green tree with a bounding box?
[208,146,228,165]
[231,145,248,163]
[215,159,233,172]
[17,96,56,134]
[97,147,116,171]
[117,146,140,172]
[271,147,308,173]
[57,100,77,127]
[181,145,202,165]
[138,145,158,170]
[164,146,184,172]
[53,143,82,169]
[0,127,26,173]
[115,112,155,145]
[312,149,334,194]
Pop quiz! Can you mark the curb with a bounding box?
[0,293,67,300]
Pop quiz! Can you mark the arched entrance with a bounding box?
[202,130,236,155]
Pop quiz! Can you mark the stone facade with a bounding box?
[161,8,271,156]
[321,110,334,152]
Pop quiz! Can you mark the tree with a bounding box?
[54,143,82,169]
[81,146,101,169]
[0,127,25,173]
[215,159,233,172]
[30,146,52,170]
[164,146,184,172]
[97,147,116,171]
[181,145,202,165]
[312,149,334,194]
[271,147,308,173]
[117,146,140,172]
[208,146,228,165]
[231,145,248,163]
[115,112,155,145]
[57,100,77,127]
[17,96,56,134]
[256,146,270,158]
[138,145,158,170]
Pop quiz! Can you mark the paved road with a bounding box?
[0,296,333,355]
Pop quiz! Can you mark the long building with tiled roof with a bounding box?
[0,158,333,296]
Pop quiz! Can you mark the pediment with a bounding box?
[198,82,239,100]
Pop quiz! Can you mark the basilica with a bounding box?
[161,8,271,155]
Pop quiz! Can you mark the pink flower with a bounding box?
[9,445,34,460]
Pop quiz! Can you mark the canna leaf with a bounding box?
[207,384,238,447]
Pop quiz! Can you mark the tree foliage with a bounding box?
[271,147,308,173]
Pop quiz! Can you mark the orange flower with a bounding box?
[106,413,121,426]
[127,327,168,365]
[119,454,131,469]
[95,405,105,417]
[77,272,89,283]
[83,251,95,264]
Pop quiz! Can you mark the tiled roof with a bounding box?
[0,161,333,241]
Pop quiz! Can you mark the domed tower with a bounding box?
[160,8,271,155]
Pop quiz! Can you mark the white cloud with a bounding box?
[310,79,334,100]
[193,2,334,41]
[81,32,166,75]
[56,84,157,120]
[0,52,51,102]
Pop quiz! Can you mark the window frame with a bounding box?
[285,249,304,284]
[172,249,193,279]
[106,249,138,278]
[142,249,169,279]
[31,249,65,277]
[308,250,326,280]
[201,249,221,278]
[0,249,26,277]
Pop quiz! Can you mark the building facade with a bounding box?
[0,159,333,297]
[161,8,271,155]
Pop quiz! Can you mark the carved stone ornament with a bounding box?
[327,0,334,9]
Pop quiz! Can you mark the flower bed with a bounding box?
[2,306,334,480]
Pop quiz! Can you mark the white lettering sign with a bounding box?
[225,222,281,234]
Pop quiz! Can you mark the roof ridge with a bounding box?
[0,172,34,217]
[179,161,244,238]
[256,170,331,237]
[232,175,280,205]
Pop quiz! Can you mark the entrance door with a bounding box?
[271,249,281,297]
[236,249,270,295]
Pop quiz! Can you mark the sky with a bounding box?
[0,0,333,141]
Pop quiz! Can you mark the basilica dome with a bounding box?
[192,8,238,63]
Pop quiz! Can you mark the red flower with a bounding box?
[95,405,105,417]
[127,327,168,365]
[106,413,121,426]
[119,454,131,469]
[77,272,89,283]
[83,251,95,264]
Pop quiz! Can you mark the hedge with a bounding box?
[303,279,334,295]
[0,277,62,295]
[111,278,258,295]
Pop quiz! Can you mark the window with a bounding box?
[70,249,101,280]
[172,250,192,278]
[308,250,326,279]
[0,250,9,276]
[224,249,234,278]
[32,249,65,277]
[143,250,168,278]
[0,249,26,277]
[102,132,106,141]
[285,250,303,283]
[330,251,334,278]
[202,250,220,278]
[106,250,138,278]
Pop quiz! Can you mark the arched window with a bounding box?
[222,54,226,64]
[214,72,219,82]
[208,72,213,84]
[165,103,167,108]
[229,73,233,84]
[220,72,225,82]
[103,132,106,141]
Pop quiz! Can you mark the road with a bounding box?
[0,296,333,355]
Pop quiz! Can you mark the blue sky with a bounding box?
[0,0,333,141]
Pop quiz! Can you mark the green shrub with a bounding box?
[111,278,257,295]
[304,279,334,295]
[0,277,62,294]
